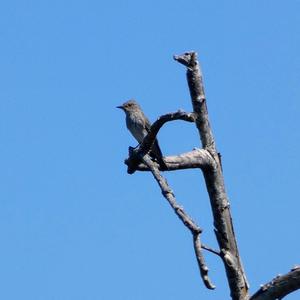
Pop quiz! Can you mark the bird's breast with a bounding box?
[126,113,148,143]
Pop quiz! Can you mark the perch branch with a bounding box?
[141,154,215,290]
[139,110,195,156]
[175,51,249,300]
[125,149,213,172]
[250,266,300,300]
[126,110,195,174]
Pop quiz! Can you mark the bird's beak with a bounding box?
[116,105,124,110]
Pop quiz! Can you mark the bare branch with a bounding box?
[250,266,300,300]
[201,244,221,256]
[125,149,213,172]
[141,154,215,290]
[175,51,249,300]
[139,110,195,156]
[174,52,215,149]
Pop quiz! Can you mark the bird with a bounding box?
[117,99,167,170]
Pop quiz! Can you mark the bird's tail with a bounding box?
[150,139,168,171]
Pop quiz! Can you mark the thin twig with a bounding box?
[201,244,221,256]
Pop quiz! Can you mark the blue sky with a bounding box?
[0,0,300,299]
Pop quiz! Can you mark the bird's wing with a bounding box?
[141,112,152,133]
[140,111,167,169]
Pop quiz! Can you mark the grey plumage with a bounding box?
[117,100,167,169]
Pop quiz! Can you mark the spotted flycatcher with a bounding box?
[117,99,167,170]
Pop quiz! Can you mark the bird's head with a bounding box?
[116,99,140,113]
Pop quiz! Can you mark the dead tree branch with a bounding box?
[126,149,212,171]
[174,51,249,300]
[250,266,300,300]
